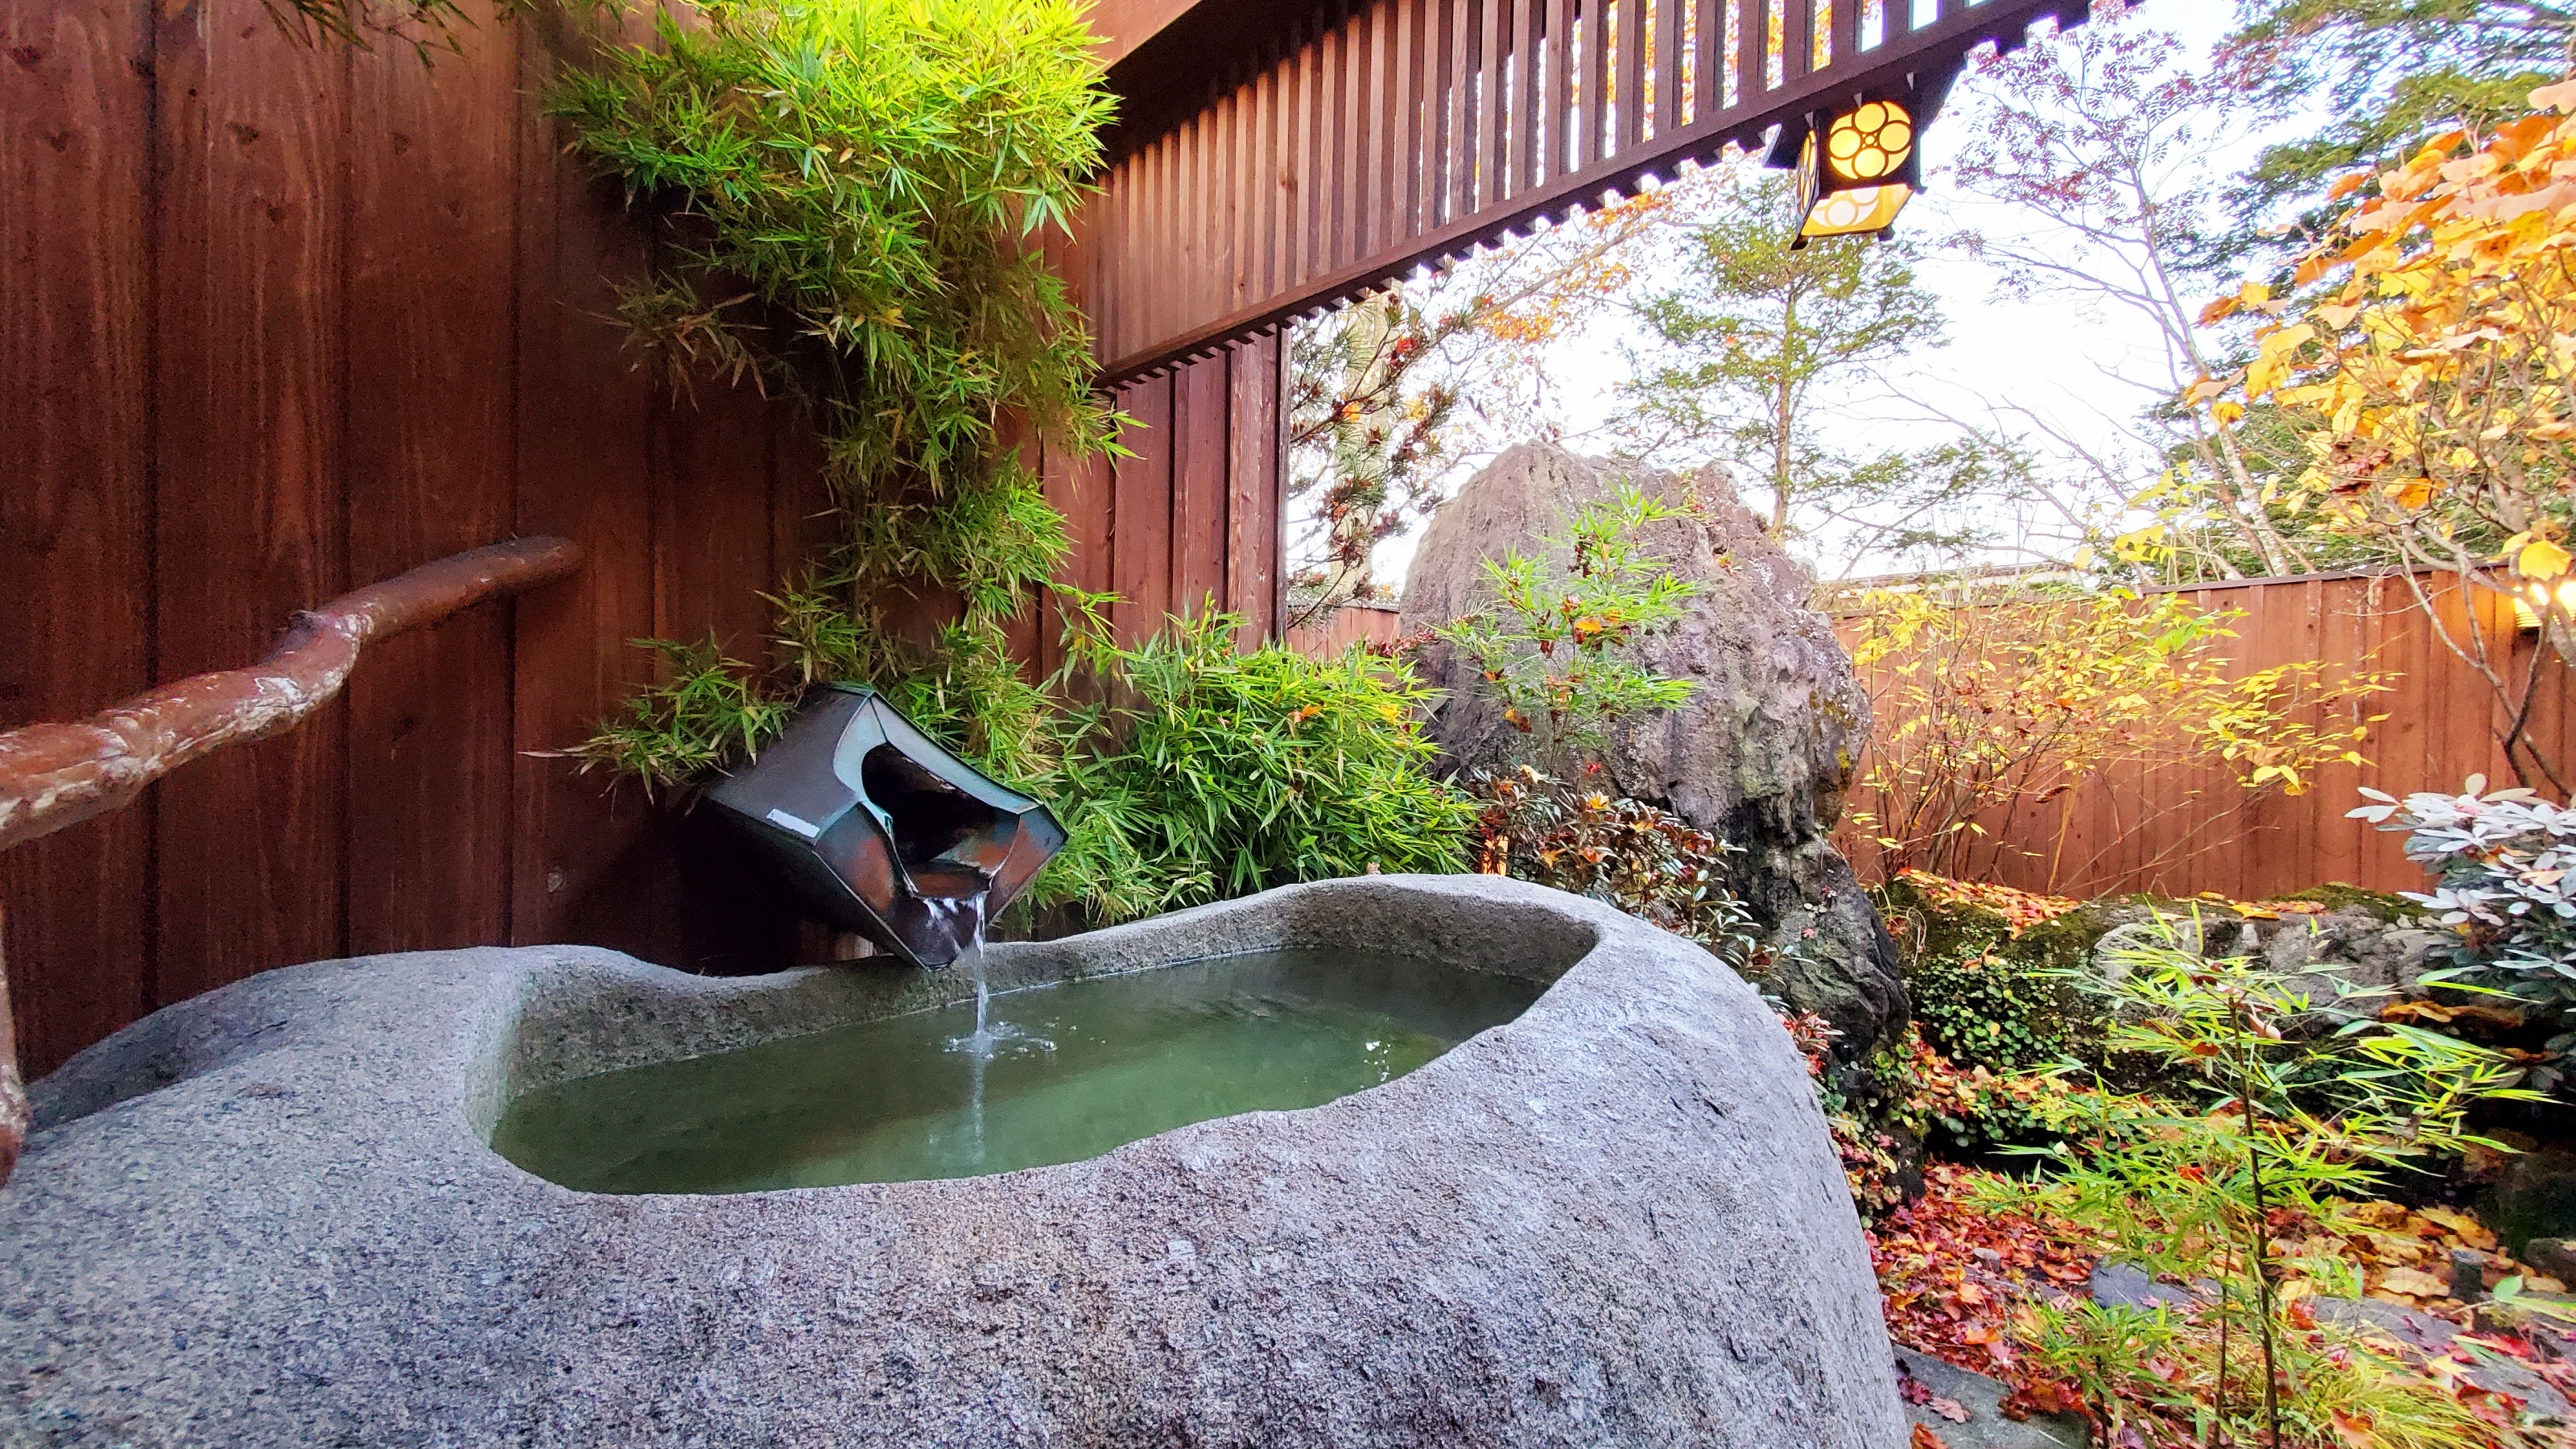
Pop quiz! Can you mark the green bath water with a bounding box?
[489,951,1546,1193]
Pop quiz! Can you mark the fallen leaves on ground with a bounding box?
[2312,1198,2568,1311]
[1894,869,2341,931]
[1871,1162,2100,1382]
[1872,1163,2576,1446]
[1895,870,2085,935]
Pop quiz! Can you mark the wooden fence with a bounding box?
[1831,572,2576,903]
[1287,601,1406,655]
[0,0,1288,1078]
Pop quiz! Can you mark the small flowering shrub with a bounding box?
[1468,766,1761,964]
[2352,777,2576,1052]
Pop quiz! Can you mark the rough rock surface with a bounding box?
[0,874,1905,1448]
[2084,900,2446,1006]
[1402,443,1903,1054]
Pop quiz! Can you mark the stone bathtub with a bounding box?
[0,874,1906,1447]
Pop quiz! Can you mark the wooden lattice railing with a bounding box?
[1082,0,2093,379]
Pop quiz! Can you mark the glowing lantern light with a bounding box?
[2515,577,2576,631]
[1793,98,1918,246]
[1768,73,1957,249]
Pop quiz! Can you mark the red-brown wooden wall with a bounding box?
[1832,572,2576,903]
[0,0,1286,1078]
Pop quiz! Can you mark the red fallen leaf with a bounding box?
[1954,1282,1989,1307]
[1959,1323,1999,1344]
[1899,1375,1933,1406]
[2458,1330,2536,1360]
[2000,1378,2083,1420]
[1929,1395,1970,1424]
[1910,1426,1953,1449]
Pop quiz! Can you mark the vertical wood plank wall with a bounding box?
[1084,0,2087,378]
[0,1,1287,1077]
[1831,573,2576,903]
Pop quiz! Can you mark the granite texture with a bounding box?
[1,874,1905,1448]
[1402,444,1905,1056]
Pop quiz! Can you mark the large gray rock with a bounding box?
[1402,443,1903,1055]
[0,874,1905,1448]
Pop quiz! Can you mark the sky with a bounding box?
[1351,0,2292,592]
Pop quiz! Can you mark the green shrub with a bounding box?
[1038,614,1476,920]
[1428,484,1699,765]
[568,636,794,796]
[2356,779,2576,1060]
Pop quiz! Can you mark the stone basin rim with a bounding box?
[484,917,1596,1193]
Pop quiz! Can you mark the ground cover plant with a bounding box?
[1843,881,2576,1448]
[1467,765,1761,965]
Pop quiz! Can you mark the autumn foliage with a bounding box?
[1843,587,2388,889]
[2219,79,2576,790]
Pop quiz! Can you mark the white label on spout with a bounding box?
[764,807,823,840]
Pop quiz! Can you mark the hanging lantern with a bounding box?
[1767,68,1957,249]
[1792,98,1918,246]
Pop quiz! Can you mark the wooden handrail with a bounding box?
[0,535,584,1185]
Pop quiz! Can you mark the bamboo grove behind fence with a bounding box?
[1300,571,2574,902]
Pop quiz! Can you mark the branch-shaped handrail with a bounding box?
[0,535,584,1184]
[0,537,583,850]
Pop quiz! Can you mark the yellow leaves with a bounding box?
[2416,1205,2498,1251]
[2263,323,2317,355]
[2518,537,2574,580]
[2213,104,2576,539]
[2388,479,2434,510]
[2375,1265,2452,1299]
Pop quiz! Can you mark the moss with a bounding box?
[2008,905,2118,974]
[1871,875,2016,968]
[2274,881,2425,922]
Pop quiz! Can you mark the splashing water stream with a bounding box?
[927,890,1052,1164]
